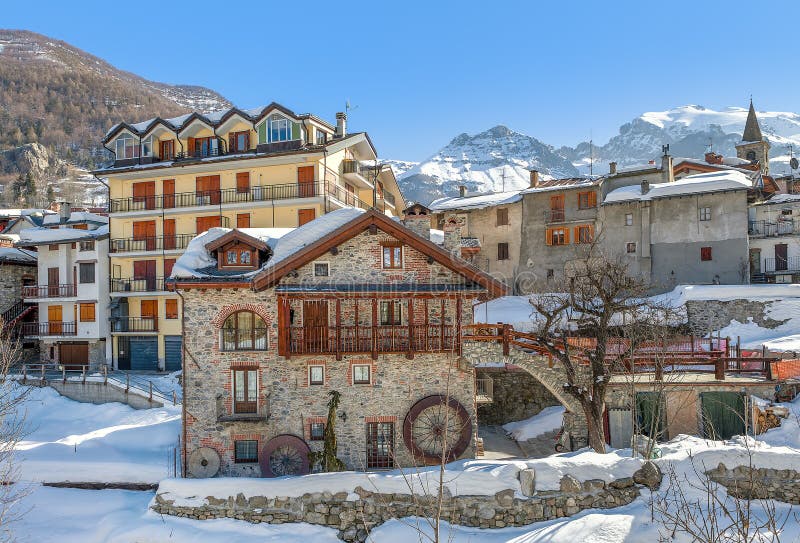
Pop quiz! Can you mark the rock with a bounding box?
[583,479,605,492]
[609,477,634,489]
[633,462,663,490]
[559,475,582,494]
[519,468,536,497]
[477,505,496,520]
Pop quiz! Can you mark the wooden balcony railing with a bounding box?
[22,321,77,337]
[286,325,457,356]
[112,317,159,333]
[110,234,195,253]
[22,285,76,299]
[110,277,166,293]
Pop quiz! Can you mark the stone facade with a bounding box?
[684,299,786,336]
[476,367,559,425]
[707,464,800,504]
[179,224,489,477]
[152,474,643,542]
[0,260,35,315]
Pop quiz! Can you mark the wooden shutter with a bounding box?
[228,133,236,153]
[236,172,250,193]
[196,215,222,233]
[589,191,597,207]
[163,258,176,278]
[163,219,176,250]
[165,299,178,319]
[564,228,570,244]
[163,179,175,208]
[237,213,251,228]
[545,228,553,246]
[550,194,564,210]
[298,208,316,226]
[187,137,195,156]
[141,300,158,319]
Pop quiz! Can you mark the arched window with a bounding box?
[222,311,267,351]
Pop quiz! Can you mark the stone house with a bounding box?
[170,207,506,478]
[0,246,37,333]
[748,193,800,283]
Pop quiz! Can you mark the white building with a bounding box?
[749,193,800,283]
[16,205,110,369]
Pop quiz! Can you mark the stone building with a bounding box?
[0,246,37,332]
[748,193,800,283]
[736,99,771,175]
[170,207,506,478]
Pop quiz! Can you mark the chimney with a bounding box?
[705,152,723,165]
[529,169,540,188]
[458,185,466,197]
[402,204,432,240]
[641,180,650,194]
[609,161,617,175]
[335,112,347,138]
[58,201,71,222]
[443,215,464,257]
[661,151,674,184]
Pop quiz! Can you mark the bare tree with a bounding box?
[530,247,672,453]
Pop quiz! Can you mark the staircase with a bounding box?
[1,300,35,331]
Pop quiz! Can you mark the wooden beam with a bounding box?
[335,298,342,361]
[407,298,415,359]
[371,298,378,360]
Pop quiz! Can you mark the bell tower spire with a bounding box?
[736,98,770,174]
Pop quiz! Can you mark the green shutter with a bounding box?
[257,122,267,144]
[635,392,665,440]
[700,392,745,440]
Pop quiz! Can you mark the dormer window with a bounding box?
[141,135,154,157]
[315,129,327,145]
[230,131,250,153]
[115,135,139,159]
[206,230,269,272]
[270,116,291,142]
[225,247,254,267]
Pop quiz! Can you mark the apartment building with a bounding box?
[748,193,800,282]
[96,103,404,371]
[15,205,110,369]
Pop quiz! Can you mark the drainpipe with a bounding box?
[175,287,188,478]
[93,174,112,369]
[323,147,328,214]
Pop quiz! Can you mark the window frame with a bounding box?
[222,311,268,351]
[547,227,568,246]
[165,298,179,320]
[353,364,371,385]
[496,208,509,226]
[366,421,394,470]
[699,207,712,221]
[497,242,510,260]
[313,261,330,277]
[381,244,403,269]
[701,246,713,261]
[308,364,325,386]
[79,303,95,322]
[575,224,594,244]
[78,262,95,284]
[79,240,95,252]
[234,439,259,463]
[269,116,292,142]
[625,213,633,226]
[626,242,637,254]
[577,191,596,210]
[233,369,258,414]
[379,301,402,326]
[309,422,325,441]
[115,135,139,160]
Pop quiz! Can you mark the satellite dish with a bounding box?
[188,447,221,478]
[791,157,799,170]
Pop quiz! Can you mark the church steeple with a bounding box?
[742,99,764,142]
[736,99,770,174]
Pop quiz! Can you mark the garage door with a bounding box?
[164,336,182,371]
[701,392,745,440]
[607,408,633,449]
[59,343,89,370]
[130,337,159,371]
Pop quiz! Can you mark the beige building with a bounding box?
[96,103,404,370]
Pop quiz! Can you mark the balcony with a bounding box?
[110,234,195,254]
[475,377,494,404]
[110,277,166,293]
[285,325,457,356]
[341,160,376,189]
[23,284,76,299]
[761,256,800,275]
[749,219,798,238]
[112,317,159,333]
[544,209,566,223]
[22,321,77,337]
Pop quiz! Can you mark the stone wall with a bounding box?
[0,261,35,315]
[476,367,559,425]
[152,474,644,542]
[684,299,785,336]
[706,464,800,504]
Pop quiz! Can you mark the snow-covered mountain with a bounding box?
[397,106,800,205]
[397,125,579,204]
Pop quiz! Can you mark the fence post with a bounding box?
[173,390,177,406]
[149,381,153,402]
[62,366,66,384]
[502,324,510,356]
[714,358,725,380]
[126,373,130,393]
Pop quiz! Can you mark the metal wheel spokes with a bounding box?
[411,404,464,457]
[269,445,304,476]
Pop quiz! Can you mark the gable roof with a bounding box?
[249,209,508,296]
[205,229,271,253]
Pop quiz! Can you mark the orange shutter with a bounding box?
[564,228,570,244]
[187,137,195,155]
[236,172,250,193]
[574,226,580,242]
[545,228,553,246]
[589,192,597,207]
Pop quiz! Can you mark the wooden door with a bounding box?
[196,215,222,233]
[163,258,176,278]
[133,260,157,291]
[163,219,176,250]
[141,300,158,331]
[303,301,328,352]
[132,181,156,210]
[298,166,315,197]
[48,267,59,296]
[196,175,221,205]
[550,194,565,221]
[60,343,88,370]
[298,208,316,226]
[133,220,156,251]
[160,140,174,160]
[700,392,744,440]
[163,179,175,209]
[48,305,63,335]
[775,243,788,271]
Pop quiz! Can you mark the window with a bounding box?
[546,228,568,246]
[496,208,509,226]
[626,242,637,254]
[782,209,793,216]
[236,172,250,194]
[575,224,594,244]
[315,129,327,145]
[227,251,237,264]
[314,262,330,277]
[140,135,153,157]
[366,422,394,469]
[270,116,291,142]
[379,301,401,325]
[497,242,510,260]
[114,135,139,159]
[546,269,554,279]
[73,224,88,231]
[223,248,254,267]
[625,213,633,226]
[79,240,95,251]
[549,194,565,221]
[193,137,216,157]
[79,263,95,284]
[49,244,59,251]
[236,213,250,228]
[310,422,325,441]
[309,365,325,386]
[222,311,267,351]
[353,364,371,385]
[234,440,258,463]
[233,369,258,413]
[382,245,403,269]
[699,207,712,221]
[230,131,250,153]
[577,191,597,209]
[165,299,178,320]
[79,303,95,322]
[160,139,175,160]
[701,247,712,261]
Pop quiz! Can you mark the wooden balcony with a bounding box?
[285,325,458,357]
[23,285,76,299]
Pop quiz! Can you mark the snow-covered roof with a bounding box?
[603,171,752,204]
[0,246,36,264]
[429,190,522,211]
[0,208,53,218]
[42,211,108,226]
[521,178,597,194]
[754,192,800,206]
[673,156,758,175]
[17,225,109,245]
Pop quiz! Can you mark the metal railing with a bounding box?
[22,321,77,337]
[475,378,494,403]
[762,256,800,274]
[748,219,798,238]
[174,147,226,161]
[111,317,159,333]
[544,209,566,223]
[22,285,76,298]
[110,234,195,253]
[110,277,166,293]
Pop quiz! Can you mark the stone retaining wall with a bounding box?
[476,367,559,425]
[685,299,786,336]
[153,473,647,542]
[706,464,800,504]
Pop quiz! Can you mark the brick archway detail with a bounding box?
[211,303,272,329]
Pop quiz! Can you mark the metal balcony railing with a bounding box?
[110,277,166,293]
[748,219,798,238]
[112,317,159,333]
[544,209,566,223]
[109,234,195,253]
[475,378,494,403]
[22,321,77,337]
[23,285,76,299]
[762,256,800,274]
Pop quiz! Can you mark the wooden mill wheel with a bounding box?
[403,395,472,465]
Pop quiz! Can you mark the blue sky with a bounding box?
[3,0,798,160]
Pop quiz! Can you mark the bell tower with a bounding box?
[736,99,770,174]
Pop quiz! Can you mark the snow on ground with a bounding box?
[503,405,566,441]
[12,383,180,483]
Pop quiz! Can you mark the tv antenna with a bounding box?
[589,130,594,177]
[345,100,358,115]
[501,166,507,192]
